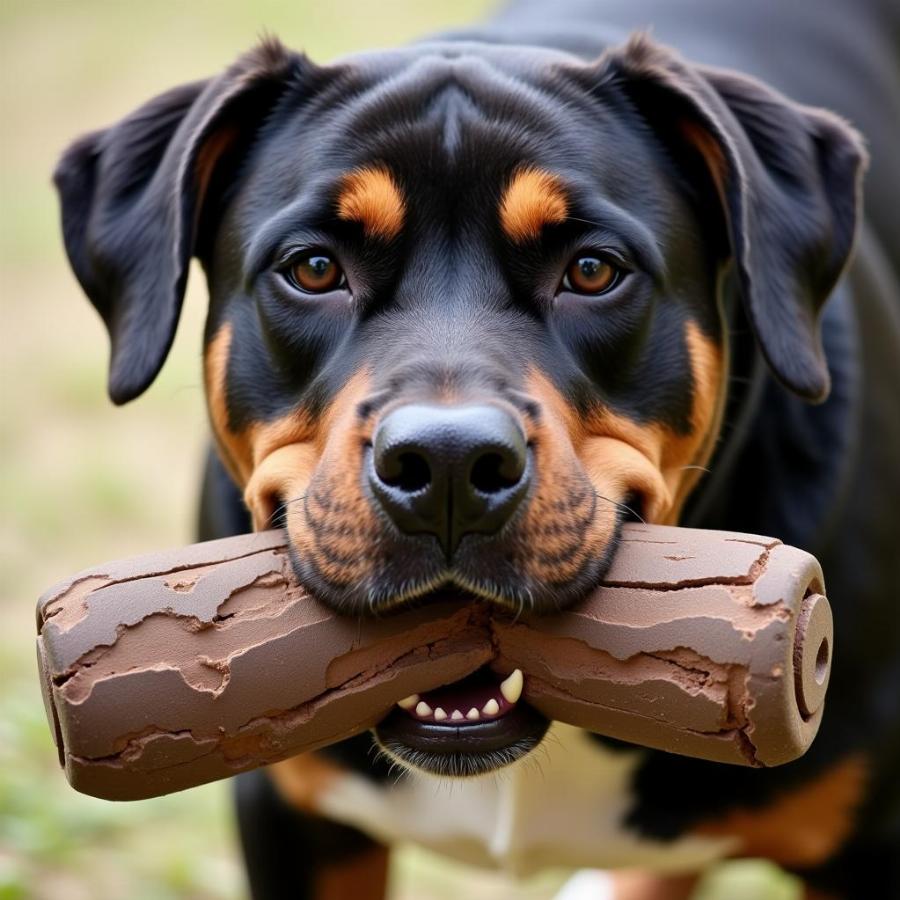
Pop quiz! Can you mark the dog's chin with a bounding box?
[373,668,550,777]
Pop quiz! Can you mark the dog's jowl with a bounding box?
[55,0,900,897]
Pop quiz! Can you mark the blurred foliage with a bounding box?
[1,1,797,897]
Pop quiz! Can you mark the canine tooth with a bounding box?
[397,694,419,710]
[434,707,447,721]
[451,710,464,721]
[482,698,500,716]
[415,701,433,718]
[500,669,523,704]
[466,707,480,720]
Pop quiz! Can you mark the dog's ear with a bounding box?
[602,34,867,402]
[53,39,305,404]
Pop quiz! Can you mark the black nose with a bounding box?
[369,404,530,556]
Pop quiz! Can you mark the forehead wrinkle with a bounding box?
[241,173,343,278]
[334,51,574,156]
[561,179,668,282]
[421,82,481,155]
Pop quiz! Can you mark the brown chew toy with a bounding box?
[35,524,833,801]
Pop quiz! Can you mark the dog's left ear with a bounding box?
[54,39,306,404]
[602,35,867,402]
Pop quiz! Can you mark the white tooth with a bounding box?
[466,707,480,720]
[500,669,523,704]
[415,701,433,718]
[482,698,500,716]
[397,694,419,710]
[434,707,447,721]
[451,710,464,721]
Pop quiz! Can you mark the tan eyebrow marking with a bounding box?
[499,167,568,242]
[336,166,405,240]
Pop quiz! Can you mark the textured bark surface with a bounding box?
[36,524,832,800]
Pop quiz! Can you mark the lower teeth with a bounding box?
[396,668,524,722]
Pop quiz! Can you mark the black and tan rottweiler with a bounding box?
[53,0,900,897]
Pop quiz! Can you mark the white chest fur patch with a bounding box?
[315,723,737,876]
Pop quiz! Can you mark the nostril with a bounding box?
[470,452,522,495]
[382,451,431,493]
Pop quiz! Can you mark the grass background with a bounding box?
[0,2,801,897]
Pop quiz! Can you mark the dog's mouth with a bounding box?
[373,667,549,776]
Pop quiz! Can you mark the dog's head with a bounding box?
[55,34,864,775]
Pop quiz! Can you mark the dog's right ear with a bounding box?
[598,34,866,404]
[54,40,306,404]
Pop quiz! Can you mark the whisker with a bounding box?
[268,507,288,528]
[512,586,527,624]
[592,489,646,525]
[265,493,307,530]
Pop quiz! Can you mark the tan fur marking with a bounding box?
[499,167,568,242]
[204,322,248,485]
[680,119,729,206]
[314,845,390,900]
[205,325,318,525]
[205,323,370,533]
[663,320,726,522]
[528,369,671,524]
[337,166,405,240]
[204,345,379,579]
[267,753,344,813]
[519,372,622,584]
[525,319,724,534]
[283,372,378,587]
[581,321,724,525]
[194,124,240,225]
[695,756,868,867]
[609,872,699,900]
[243,441,319,531]
[243,372,369,532]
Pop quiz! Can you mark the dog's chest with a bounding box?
[317,724,735,875]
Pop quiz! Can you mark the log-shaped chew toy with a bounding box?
[36,524,832,800]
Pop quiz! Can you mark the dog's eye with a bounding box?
[286,253,346,293]
[562,255,622,295]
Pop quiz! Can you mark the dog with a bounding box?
[53,0,900,897]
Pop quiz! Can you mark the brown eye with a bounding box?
[563,255,621,295]
[288,254,345,293]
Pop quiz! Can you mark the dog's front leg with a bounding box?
[233,763,389,900]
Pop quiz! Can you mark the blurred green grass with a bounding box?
[0,2,799,897]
